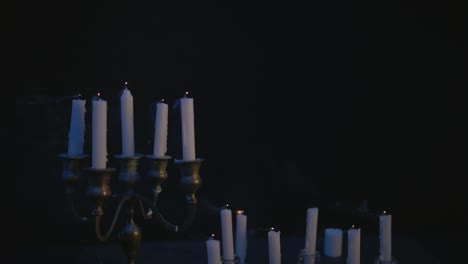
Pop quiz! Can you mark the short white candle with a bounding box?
[206,235,222,264]
[220,208,235,261]
[120,82,135,157]
[379,212,392,262]
[304,207,319,256]
[235,210,247,264]
[324,228,343,257]
[180,92,196,161]
[67,98,86,156]
[347,226,360,264]
[92,95,107,169]
[268,228,281,264]
[153,100,168,158]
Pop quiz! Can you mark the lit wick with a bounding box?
[184,91,189,97]
[223,204,229,209]
[270,227,275,231]
[210,233,215,240]
[96,92,101,100]
[236,210,244,215]
[124,81,128,89]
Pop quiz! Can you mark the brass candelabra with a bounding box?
[59,153,203,264]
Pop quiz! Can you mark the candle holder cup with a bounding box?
[222,255,240,264]
[60,153,204,264]
[114,154,144,192]
[297,250,321,264]
[374,257,398,264]
[59,153,89,224]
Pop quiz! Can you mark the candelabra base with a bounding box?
[297,250,320,264]
[374,257,398,264]
[222,255,240,264]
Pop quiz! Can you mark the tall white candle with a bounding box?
[235,210,247,264]
[92,96,107,169]
[304,207,319,257]
[153,100,168,157]
[347,226,360,264]
[268,228,281,264]
[324,228,343,257]
[180,93,196,161]
[379,212,392,262]
[220,208,235,261]
[206,235,222,264]
[120,83,135,156]
[67,98,86,156]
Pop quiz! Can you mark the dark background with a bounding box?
[15,1,466,251]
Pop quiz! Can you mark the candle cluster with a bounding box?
[205,207,394,264]
[206,207,248,264]
[64,83,197,168]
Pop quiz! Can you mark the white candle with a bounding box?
[153,100,168,157]
[235,210,247,264]
[324,228,343,257]
[67,98,86,156]
[220,208,235,261]
[347,226,360,264]
[304,207,319,257]
[120,83,135,156]
[206,235,222,264]
[379,212,392,262]
[180,93,196,161]
[268,228,281,264]
[92,95,107,169]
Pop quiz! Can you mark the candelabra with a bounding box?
[59,153,203,264]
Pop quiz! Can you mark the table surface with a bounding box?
[5,232,462,264]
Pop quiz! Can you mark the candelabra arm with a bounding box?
[65,188,89,224]
[94,193,133,242]
[131,192,197,233]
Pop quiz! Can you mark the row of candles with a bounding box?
[206,207,393,264]
[66,82,197,163]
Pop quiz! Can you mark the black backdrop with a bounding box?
[15,2,466,247]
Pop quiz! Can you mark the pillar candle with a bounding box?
[220,208,235,261]
[153,100,168,157]
[268,228,281,264]
[379,212,392,262]
[180,93,196,161]
[324,228,343,257]
[235,210,247,264]
[120,83,135,156]
[67,98,86,156]
[304,207,319,257]
[347,226,360,264]
[206,235,222,264]
[92,96,107,169]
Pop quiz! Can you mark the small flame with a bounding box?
[270,227,275,231]
[211,233,215,238]
[125,81,128,85]
[236,210,244,215]
[383,210,387,214]
[352,225,355,229]
[161,98,165,102]
[97,92,101,97]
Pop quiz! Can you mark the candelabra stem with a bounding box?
[119,204,142,264]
